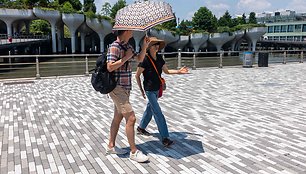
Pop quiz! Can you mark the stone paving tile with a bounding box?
[1,63,306,173]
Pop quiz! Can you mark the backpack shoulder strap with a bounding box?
[113,41,129,71]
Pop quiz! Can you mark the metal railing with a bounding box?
[0,34,50,45]
[161,49,305,69]
[0,50,304,80]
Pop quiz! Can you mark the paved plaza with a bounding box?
[1,63,306,174]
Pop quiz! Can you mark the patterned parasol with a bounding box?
[113,1,175,31]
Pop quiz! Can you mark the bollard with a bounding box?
[219,51,223,68]
[35,56,41,79]
[85,55,89,76]
[300,51,304,63]
[283,51,287,64]
[177,49,182,69]
[192,53,196,70]
[8,51,11,65]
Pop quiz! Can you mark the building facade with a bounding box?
[257,10,306,42]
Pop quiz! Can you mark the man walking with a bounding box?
[106,30,150,163]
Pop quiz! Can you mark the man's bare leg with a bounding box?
[123,111,137,153]
[108,107,123,148]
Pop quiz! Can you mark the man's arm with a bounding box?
[107,57,129,72]
[107,47,134,72]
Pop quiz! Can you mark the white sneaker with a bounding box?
[129,150,149,163]
[106,146,128,155]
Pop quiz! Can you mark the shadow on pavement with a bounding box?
[137,131,205,159]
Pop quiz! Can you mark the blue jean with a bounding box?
[139,90,169,139]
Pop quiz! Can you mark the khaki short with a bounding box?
[109,86,133,114]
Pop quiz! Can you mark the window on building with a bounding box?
[280,36,286,40]
[287,25,293,32]
[274,36,280,40]
[302,24,306,32]
[281,25,287,32]
[268,26,274,33]
[274,26,280,33]
[287,36,293,41]
[294,36,301,41]
[295,25,302,32]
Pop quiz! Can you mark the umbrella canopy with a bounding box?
[113,1,175,31]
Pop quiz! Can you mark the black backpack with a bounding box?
[91,53,117,94]
[91,42,127,94]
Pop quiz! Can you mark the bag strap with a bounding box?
[147,54,163,83]
[115,41,129,71]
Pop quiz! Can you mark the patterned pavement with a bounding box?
[1,63,306,174]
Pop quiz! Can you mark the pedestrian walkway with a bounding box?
[1,63,306,174]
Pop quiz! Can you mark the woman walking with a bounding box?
[135,37,188,147]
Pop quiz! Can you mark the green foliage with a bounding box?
[241,13,247,24]
[232,23,265,31]
[158,15,177,31]
[63,25,71,38]
[97,14,112,22]
[217,26,231,33]
[218,10,233,28]
[84,10,96,19]
[84,11,113,26]
[248,12,257,24]
[58,0,81,11]
[192,7,217,33]
[110,0,126,19]
[1,0,28,9]
[30,19,50,35]
[176,20,193,35]
[100,2,111,17]
[47,0,59,9]
[83,0,96,13]
[60,1,77,13]
[191,29,208,34]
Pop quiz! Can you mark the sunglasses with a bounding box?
[152,43,160,46]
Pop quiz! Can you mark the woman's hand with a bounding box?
[178,66,189,74]
[141,36,150,51]
[141,89,146,99]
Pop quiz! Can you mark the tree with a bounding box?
[192,7,217,33]
[232,18,239,27]
[61,1,76,13]
[30,19,51,35]
[176,20,193,35]
[159,13,177,31]
[101,2,111,17]
[59,0,82,11]
[241,13,246,24]
[20,0,48,8]
[249,12,257,24]
[84,0,96,13]
[110,0,126,19]
[218,10,233,28]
